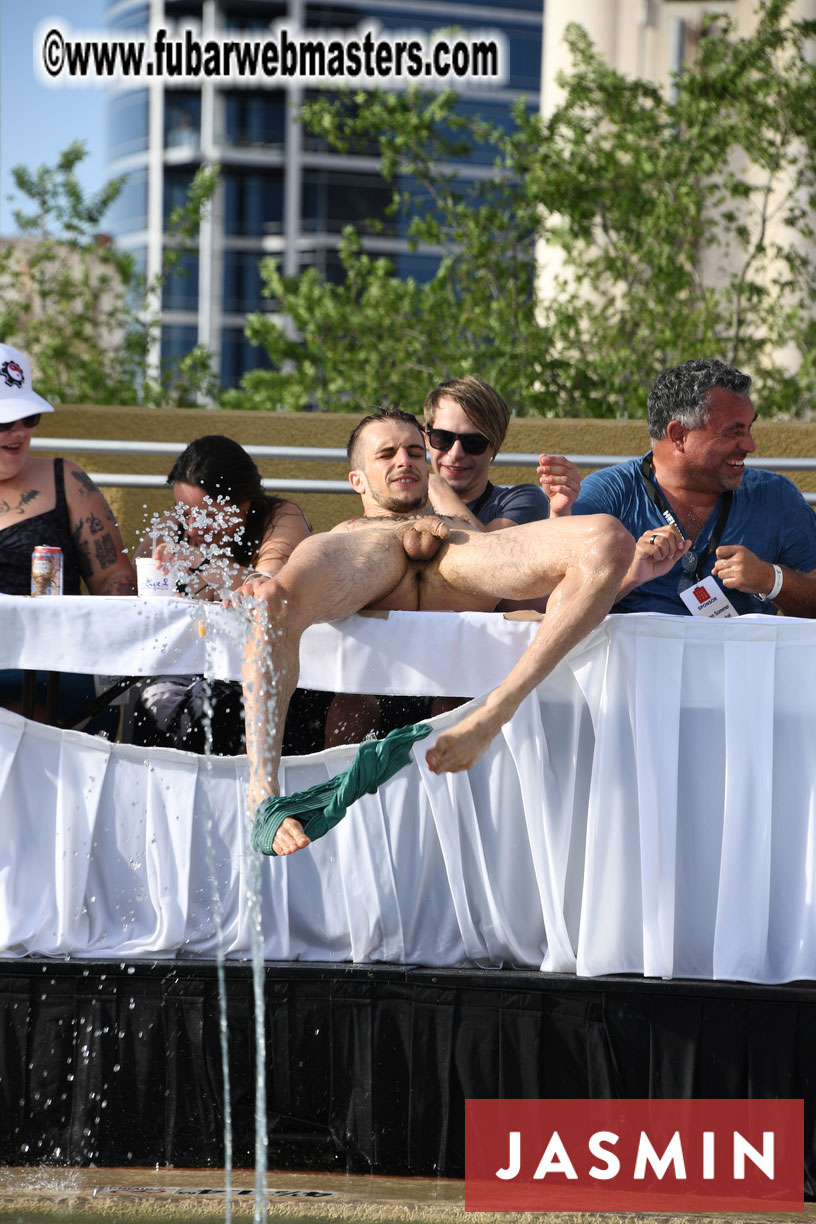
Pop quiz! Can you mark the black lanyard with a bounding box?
[639,454,733,581]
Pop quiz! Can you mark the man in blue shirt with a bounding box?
[565,358,816,617]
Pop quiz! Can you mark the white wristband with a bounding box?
[761,564,784,602]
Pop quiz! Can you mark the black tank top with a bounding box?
[0,459,83,595]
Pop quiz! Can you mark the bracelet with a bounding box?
[760,563,784,602]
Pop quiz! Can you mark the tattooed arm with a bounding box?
[64,462,137,595]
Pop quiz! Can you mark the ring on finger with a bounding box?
[649,534,657,546]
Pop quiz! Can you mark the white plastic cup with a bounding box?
[136,556,175,598]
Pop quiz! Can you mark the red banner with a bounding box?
[465,1099,803,1213]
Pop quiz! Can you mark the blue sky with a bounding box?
[0,0,108,234]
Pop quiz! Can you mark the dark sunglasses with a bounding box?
[424,426,491,456]
[0,414,41,433]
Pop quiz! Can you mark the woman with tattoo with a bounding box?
[132,434,326,755]
[0,343,136,729]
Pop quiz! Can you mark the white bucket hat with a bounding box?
[0,344,54,424]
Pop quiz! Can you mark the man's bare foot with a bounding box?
[272,816,311,856]
[425,704,501,775]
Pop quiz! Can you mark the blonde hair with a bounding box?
[423,376,509,456]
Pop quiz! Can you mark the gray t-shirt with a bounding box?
[468,481,550,527]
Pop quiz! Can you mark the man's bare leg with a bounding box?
[240,522,447,854]
[425,515,634,773]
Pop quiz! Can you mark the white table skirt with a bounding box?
[0,594,552,697]
[1,596,815,984]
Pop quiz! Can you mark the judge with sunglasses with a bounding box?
[0,344,135,599]
[423,377,581,529]
[565,358,816,618]
[0,343,136,724]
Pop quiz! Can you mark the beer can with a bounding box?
[31,546,64,597]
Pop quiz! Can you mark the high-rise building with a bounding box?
[106,0,543,389]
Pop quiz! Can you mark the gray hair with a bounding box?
[647,358,752,441]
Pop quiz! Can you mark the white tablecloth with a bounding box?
[1,595,815,984]
[0,594,550,696]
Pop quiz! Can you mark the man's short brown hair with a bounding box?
[346,406,424,470]
[423,376,510,457]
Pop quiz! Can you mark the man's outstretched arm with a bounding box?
[616,525,693,599]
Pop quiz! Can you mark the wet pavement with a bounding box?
[0,1167,812,1224]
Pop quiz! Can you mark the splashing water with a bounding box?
[142,494,248,600]
[198,649,235,1224]
[137,494,280,1222]
[228,593,283,1224]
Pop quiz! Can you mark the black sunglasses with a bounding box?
[0,414,41,433]
[424,426,491,456]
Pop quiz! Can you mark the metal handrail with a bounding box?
[73,473,355,493]
[32,438,350,461]
[30,437,816,501]
[32,436,816,468]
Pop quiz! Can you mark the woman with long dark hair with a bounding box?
[154,433,310,596]
[133,435,324,755]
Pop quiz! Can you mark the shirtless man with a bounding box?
[238,408,638,856]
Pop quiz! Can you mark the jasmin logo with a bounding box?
[465,1099,803,1213]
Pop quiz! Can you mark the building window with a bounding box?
[165,92,201,150]
[220,327,272,389]
[161,323,199,366]
[224,5,287,32]
[164,170,196,225]
[504,24,542,92]
[164,1,202,28]
[108,169,149,235]
[297,248,347,284]
[223,250,270,314]
[223,92,285,149]
[162,250,199,310]
[297,247,440,284]
[223,171,284,236]
[109,90,149,159]
[301,170,393,235]
[110,4,149,33]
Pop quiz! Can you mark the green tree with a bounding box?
[0,141,219,406]
[221,230,468,413]
[225,0,816,417]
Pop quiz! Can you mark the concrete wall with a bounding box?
[45,406,816,554]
